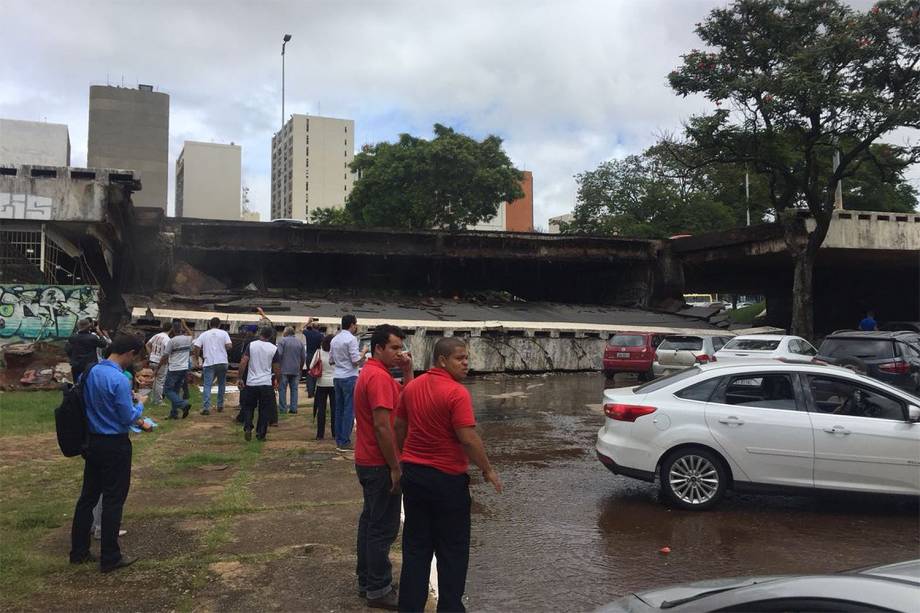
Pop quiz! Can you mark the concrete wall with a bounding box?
[547,213,573,234]
[0,284,98,346]
[813,210,920,250]
[0,119,71,167]
[0,166,121,222]
[176,141,241,220]
[87,85,169,210]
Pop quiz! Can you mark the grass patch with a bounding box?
[728,301,766,325]
[174,451,242,471]
[0,390,62,436]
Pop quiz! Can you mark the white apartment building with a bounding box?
[0,118,71,167]
[271,114,354,220]
[175,141,242,220]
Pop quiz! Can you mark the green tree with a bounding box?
[309,206,354,225]
[346,124,524,231]
[843,144,919,212]
[667,0,920,339]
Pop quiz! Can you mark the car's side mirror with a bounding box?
[908,405,920,423]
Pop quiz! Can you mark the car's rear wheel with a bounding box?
[660,448,727,511]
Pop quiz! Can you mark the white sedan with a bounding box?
[715,334,817,363]
[595,361,920,510]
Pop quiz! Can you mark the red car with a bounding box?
[602,331,665,381]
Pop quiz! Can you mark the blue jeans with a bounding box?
[279,374,299,413]
[333,376,357,447]
[165,370,190,417]
[202,363,228,412]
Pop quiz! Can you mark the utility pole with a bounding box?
[281,34,292,130]
[832,149,843,210]
[745,168,751,226]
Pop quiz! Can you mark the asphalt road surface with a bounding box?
[461,372,919,613]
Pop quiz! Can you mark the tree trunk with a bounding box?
[790,248,816,341]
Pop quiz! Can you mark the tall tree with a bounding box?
[346,124,523,231]
[667,0,920,339]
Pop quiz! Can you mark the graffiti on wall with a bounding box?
[0,193,53,220]
[0,285,99,342]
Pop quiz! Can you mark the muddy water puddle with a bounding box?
[463,373,919,612]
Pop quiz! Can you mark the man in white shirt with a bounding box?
[238,326,280,441]
[145,322,172,405]
[156,320,194,419]
[193,317,233,416]
[329,314,363,451]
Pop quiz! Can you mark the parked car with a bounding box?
[598,559,920,613]
[602,332,665,381]
[595,361,920,510]
[817,330,920,393]
[652,334,732,377]
[881,321,920,333]
[715,334,817,364]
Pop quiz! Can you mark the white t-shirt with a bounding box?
[148,331,170,364]
[163,335,193,372]
[194,328,232,367]
[245,340,278,386]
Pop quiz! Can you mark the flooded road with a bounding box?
[462,373,920,612]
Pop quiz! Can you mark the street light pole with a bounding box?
[281,34,292,130]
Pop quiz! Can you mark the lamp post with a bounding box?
[281,34,292,130]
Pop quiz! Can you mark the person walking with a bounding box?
[353,324,414,609]
[277,326,305,414]
[310,334,336,439]
[69,334,151,573]
[394,337,502,613]
[193,317,232,415]
[330,314,363,452]
[302,318,324,399]
[156,320,193,419]
[238,326,280,441]
[65,318,109,381]
[145,321,171,405]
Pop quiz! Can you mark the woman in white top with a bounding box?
[309,334,336,440]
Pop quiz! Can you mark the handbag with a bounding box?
[308,350,323,378]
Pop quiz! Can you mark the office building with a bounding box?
[175,141,242,220]
[87,84,169,210]
[547,212,574,234]
[470,170,534,232]
[0,118,71,166]
[271,114,354,220]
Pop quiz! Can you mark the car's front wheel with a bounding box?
[660,447,727,511]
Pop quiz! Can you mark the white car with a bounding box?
[595,361,920,510]
[715,334,817,363]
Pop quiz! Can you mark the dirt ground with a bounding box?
[1,387,393,613]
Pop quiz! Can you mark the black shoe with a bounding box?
[244,430,252,441]
[200,410,210,416]
[181,404,191,418]
[167,414,179,420]
[366,589,398,610]
[256,434,266,441]
[217,406,224,413]
[359,582,398,599]
[100,555,137,573]
[289,410,298,414]
[70,552,97,564]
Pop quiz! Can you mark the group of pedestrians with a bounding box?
[351,326,501,612]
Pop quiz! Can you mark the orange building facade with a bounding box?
[505,170,534,232]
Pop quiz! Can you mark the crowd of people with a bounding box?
[65,312,501,612]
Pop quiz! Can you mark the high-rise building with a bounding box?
[270,114,354,221]
[87,84,169,210]
[175,141,242,220]
[470,170,535,232]
[0,118,71,166]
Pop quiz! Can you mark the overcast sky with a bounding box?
[2,0,915,226]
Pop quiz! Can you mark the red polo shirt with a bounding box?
[354,358,401,467]
[396,368,477,475]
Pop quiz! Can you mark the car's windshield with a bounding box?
[635,366,701,393]
[819,338,895,359]
[608,335,645,347]
[723,339,781,351]
[659,336,703,351]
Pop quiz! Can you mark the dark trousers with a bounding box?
[399,463,471,613]
[241,385,276,439]
[314,385,335,439]
[70,434,132,567]
[356,465,401,599]
[305,373,317,397]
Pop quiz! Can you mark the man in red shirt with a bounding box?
[353,324,414,610]
[395,337,502,613]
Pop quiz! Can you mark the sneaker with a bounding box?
[244,430,252,441]
[366,589,398,610]
[289,410,298,414]
[336,444,353,453]
[100,555,138,573]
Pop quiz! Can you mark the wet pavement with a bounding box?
[462,372,920,613]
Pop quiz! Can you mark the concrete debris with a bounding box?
[170,261,226,295]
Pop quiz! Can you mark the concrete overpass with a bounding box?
[673,210,920,332]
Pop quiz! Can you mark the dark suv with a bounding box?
[817,331,920,394]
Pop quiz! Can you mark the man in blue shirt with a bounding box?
[859,310,879,331]
[69,335,150,573]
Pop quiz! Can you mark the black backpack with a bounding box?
[55,364,96,457]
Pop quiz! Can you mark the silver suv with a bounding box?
[652,334,732,378]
